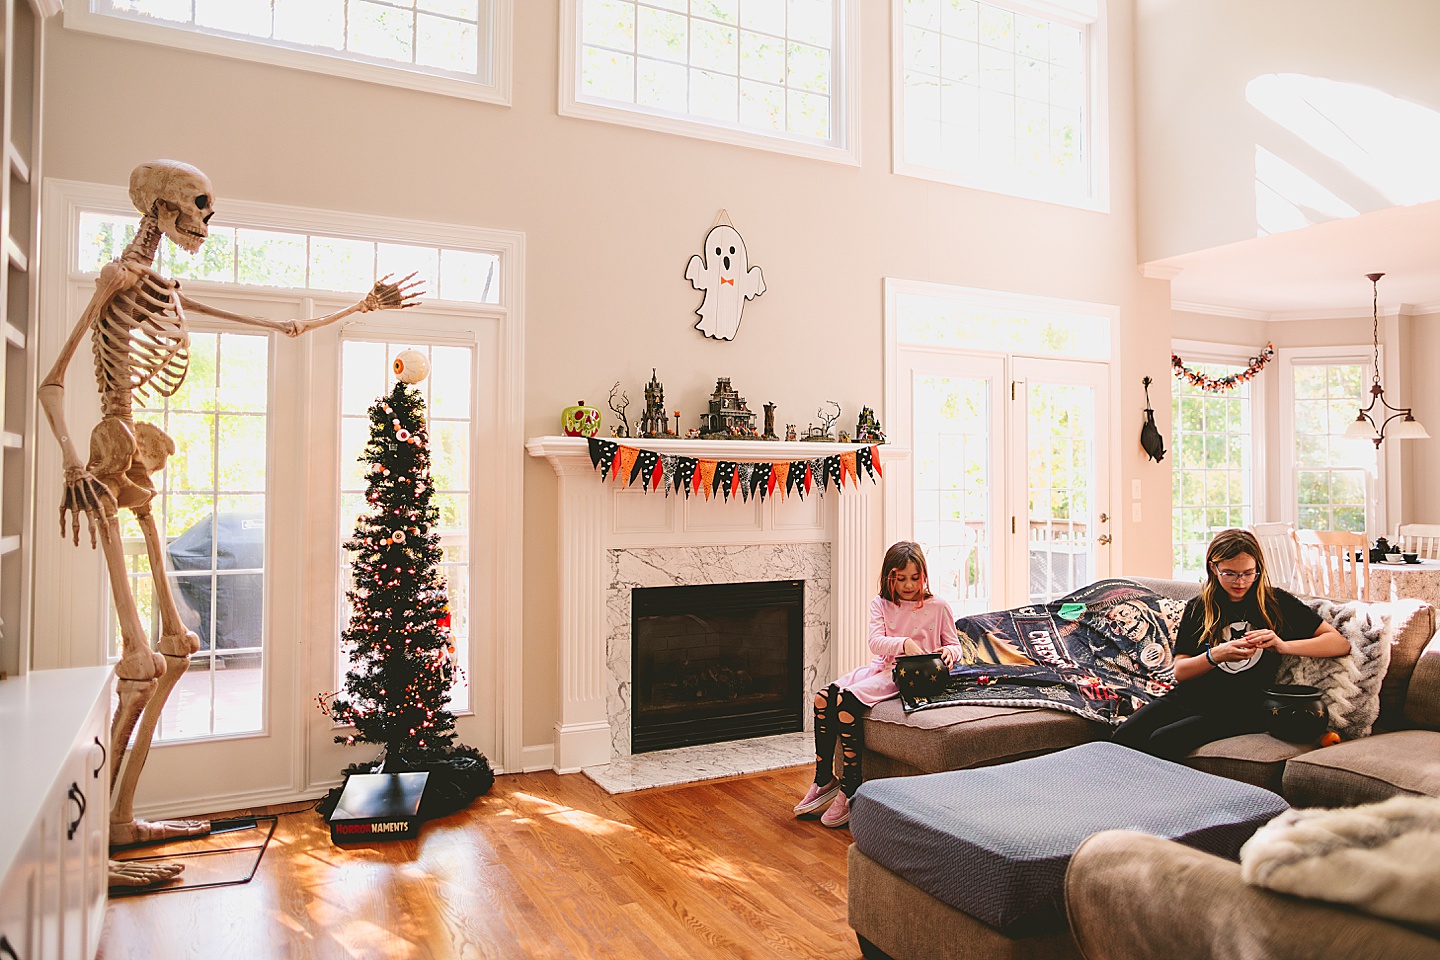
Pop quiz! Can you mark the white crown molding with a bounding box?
[1169,300,1435,323]
[1169,300,1270,321]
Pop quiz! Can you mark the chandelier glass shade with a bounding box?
[1342,273,1429,447]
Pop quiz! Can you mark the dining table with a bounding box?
[1369,557,1440,606]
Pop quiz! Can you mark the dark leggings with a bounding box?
[1111,691,1266,761]
[813,684,866,797]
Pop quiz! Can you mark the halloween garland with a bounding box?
[587,437,882,501]
[1171,342,1274,393]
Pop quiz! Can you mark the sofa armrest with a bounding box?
[1405,631,1440,730]
[1065,830,1437,960]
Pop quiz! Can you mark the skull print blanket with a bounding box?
[897,579,1186,724]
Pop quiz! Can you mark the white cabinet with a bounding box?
[0,667,111,960]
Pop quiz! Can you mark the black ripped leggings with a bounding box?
[813,684,867,797]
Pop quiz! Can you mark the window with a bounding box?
[339,339,475,712]
[562,0,859,163]
[118,331,270,741]
[1171,361,1255,578]
[1292,362,1374,532]
[70,0,511,103]
[894,282,1111,358]
[895,0,1104,208]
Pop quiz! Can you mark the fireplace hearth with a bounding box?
[631,580,804,753]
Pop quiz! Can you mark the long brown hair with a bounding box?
[879,541,934,604]
[1198,528,1284,645]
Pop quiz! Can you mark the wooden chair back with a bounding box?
[1395,523,1440,560]
[1249,522,1299,592]
[1292,529,1370,601]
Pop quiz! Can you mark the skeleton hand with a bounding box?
[361,272,425,313]
[59,466,116,548]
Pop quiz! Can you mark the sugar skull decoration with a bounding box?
[684,210,766,341]
[393,349,431,384]
[562,400,602,438]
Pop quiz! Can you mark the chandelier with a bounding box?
[1343,272,1429,447]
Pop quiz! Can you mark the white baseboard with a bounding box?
[520,742,555,773]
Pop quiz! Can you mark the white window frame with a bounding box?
[1277,344,1385,537]
[890,0,1109,211]
[65,0,514,106]
[558,0,861,165]
[1169,339,1267,577]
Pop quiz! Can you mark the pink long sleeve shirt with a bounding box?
[831,595,962,706]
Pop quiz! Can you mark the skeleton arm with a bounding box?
[38,264,130,546]
[178,272,423,337]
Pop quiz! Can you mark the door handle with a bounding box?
[66,782,87,840]
[92,736,107,779]
[1098,513,1109,524]
[1097,534,1112,545]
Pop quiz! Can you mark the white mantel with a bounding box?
[527,436,889,773]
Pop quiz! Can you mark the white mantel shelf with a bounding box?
[527,435,897,774]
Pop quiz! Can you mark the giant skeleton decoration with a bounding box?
[38,161,422,888]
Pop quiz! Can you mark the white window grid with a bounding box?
[894,0,1104,209]
[562,0,858,163]
[1171,361,1254,578]
[70,0,511,104]
[76,210,501,305]
[1292,361,1374,534]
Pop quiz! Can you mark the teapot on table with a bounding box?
[1369,537,1392,564]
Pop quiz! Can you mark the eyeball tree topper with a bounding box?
[684,209,765,341]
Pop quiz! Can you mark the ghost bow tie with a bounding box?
[720,277,735,285]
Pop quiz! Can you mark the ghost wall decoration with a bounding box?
[684,210,765,341]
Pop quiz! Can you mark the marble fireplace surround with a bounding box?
[606,544,831,758]
[527,436,881,774]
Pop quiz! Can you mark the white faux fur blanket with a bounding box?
[1240,796,1440,932]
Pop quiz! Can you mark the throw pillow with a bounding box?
[1239,795,1440,933]
[1276,598,1392,740]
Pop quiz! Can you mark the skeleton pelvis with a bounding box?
[88,418,176,509]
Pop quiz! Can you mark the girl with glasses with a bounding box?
[1112,528,1349,759]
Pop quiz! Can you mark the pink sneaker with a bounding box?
[793,779,840,816]
[820,791,851,828]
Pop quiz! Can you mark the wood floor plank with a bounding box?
[97,766,861,960]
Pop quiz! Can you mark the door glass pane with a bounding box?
[113,331,270,742]
[1027,381,1094,603]
[912,373,993,615]
[339,339,474,713]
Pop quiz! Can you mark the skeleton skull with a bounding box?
[129,160,215,254]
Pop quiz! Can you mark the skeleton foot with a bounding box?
[109,859,184,889]
[111,817,211,847]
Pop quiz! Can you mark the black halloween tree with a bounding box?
[321,355,492,817]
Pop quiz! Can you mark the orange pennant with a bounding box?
[840,451,857,487]
[618,446,639,487]
[698,460,716,500]
[772,461,790,500]
[870,445,883,477]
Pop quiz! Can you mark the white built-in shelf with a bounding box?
[1,431,21,449]
[3,322,23,349]
[5,142,29,184]
[4,236,27,273]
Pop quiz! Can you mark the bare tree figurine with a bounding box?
[38,160,422,888]
[817,401,841,441]
[608,381,631,438]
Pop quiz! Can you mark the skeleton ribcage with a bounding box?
[93,271,190,399]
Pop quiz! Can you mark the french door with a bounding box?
[898,350,1110,612]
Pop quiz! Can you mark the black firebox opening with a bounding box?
[631,579,804,753]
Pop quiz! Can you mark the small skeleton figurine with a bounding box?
[38,160,422,888]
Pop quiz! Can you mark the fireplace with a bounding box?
[631,580,804,753]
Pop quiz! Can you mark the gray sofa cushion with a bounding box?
[1281,730,1440,807]
[863,697,1107,775]
[1184,733,1316,794]
[850,742,1288,935]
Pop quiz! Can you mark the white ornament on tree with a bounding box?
[393,349,431,384]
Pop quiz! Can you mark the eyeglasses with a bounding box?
[1215,570,1258,583]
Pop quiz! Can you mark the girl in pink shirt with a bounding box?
[793,541,961,827]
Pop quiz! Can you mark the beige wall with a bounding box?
[1135,0,1440,263]
[1400,312,1440,526]
[41,2,1171,759]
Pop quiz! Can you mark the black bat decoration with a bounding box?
[1140,376,1166,463]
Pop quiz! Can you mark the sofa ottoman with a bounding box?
[848,742,1289,960]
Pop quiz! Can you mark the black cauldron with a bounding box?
[894,653,950,704]
[1262,684,1328,743]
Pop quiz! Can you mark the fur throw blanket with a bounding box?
[1240,796,1440,932]
[1276,598,1392,740]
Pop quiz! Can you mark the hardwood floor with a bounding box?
[99,765,864,960]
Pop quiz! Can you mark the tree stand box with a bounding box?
[329,771,429,843]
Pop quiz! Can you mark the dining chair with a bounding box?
[1250,522,1300,592]
[1394,523,1440,560]
[1292,529,1370,601]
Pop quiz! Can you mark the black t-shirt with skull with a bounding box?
[1173,588,1323,703]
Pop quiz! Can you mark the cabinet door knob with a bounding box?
[66,782,87,840]
[92,736,108,779]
